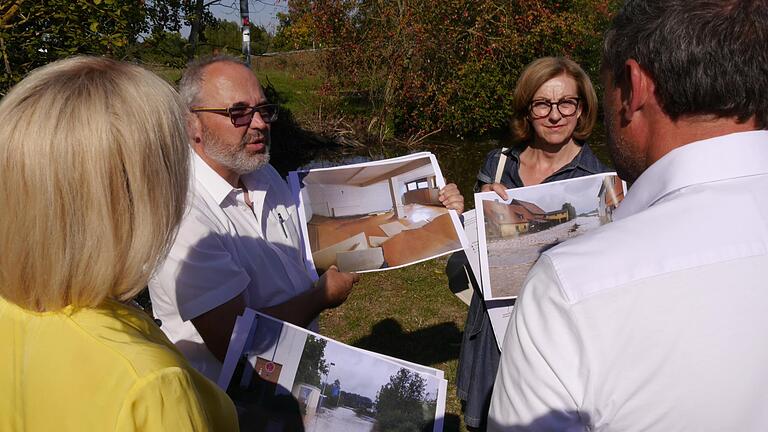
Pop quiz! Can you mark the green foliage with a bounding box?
[201,19,270,56]
[137,32,189,68]
[143,0,186,35]
[375,368,428,431]
[280,0,620,137]
[0,0,146,95]
[272,8,317,51]
[295,335,329,387]
[0,0,266,94]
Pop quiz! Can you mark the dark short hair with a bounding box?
[603,0,768,128]
[510,57,598,144]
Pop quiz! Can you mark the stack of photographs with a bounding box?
[219,309,448,432]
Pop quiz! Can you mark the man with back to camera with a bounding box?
[488,0,768,430]
[149,55,465,380]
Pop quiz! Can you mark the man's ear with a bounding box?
[622,59,654,121]
[187,112,203,145]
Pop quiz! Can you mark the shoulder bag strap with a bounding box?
[494,147,509,184]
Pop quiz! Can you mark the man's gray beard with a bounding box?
[202,127,270,175]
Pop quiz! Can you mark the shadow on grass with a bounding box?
[442,413,462,432]
[351,318,462,366]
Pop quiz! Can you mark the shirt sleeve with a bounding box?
[488,255,589,432]
[152,209,250,321]
[116,367,238,432]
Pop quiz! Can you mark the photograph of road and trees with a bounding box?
[291,334,444,432]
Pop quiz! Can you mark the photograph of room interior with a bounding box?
[296,155,463,273]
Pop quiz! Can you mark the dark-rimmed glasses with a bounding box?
[190,104,279,126]
[529,97,580,119]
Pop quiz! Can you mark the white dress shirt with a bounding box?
[149,154,314,380]
[489,131,768,431]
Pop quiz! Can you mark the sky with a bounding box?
[322,338,441,402]
[180,0,287,37]
[211,0,286,32]
[477,173,619,215]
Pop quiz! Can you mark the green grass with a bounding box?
[143,55,326,121]
[143,63,182,85]
[252,54,328,122]
[254,66,324,117]
[319,256,470,432]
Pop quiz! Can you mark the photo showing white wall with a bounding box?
[289,153,467,274]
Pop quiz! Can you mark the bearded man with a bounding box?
[148,56,361,380]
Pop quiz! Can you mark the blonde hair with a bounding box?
[510,57,598,144]
[0,56,190,311]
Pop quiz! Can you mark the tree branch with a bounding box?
[0,37,11,76]
[0,0,22,27]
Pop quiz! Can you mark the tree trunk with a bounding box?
[187,0,204,59]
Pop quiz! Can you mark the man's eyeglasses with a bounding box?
[190,104,279,126]
[529,97,580,119]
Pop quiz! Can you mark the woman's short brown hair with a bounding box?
[0,57,190,311]
[510,57,598,144]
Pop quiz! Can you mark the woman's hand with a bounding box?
[480,183,510,201]
[439,183,465,214]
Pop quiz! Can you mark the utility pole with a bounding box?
[320,362,335,409]
[239,0,251,65]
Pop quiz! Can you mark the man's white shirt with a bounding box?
[149,154,314,380]
[489,131,768,431]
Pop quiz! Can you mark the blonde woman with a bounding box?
[0,57,238,431]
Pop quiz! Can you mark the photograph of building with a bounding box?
[291,153,464,273]
[483,199,575,239]
[598,174,625,224]
[477,173,625,300]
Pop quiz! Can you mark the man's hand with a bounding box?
[480,182,510,201]
[315,265,360,309]
[260,266,360,328]
[439,183,465,214]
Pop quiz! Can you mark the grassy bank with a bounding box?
[253,52,327,122]
[319,256,470,432]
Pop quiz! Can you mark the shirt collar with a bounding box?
[614,130,768,220]
[192,152,236,206]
